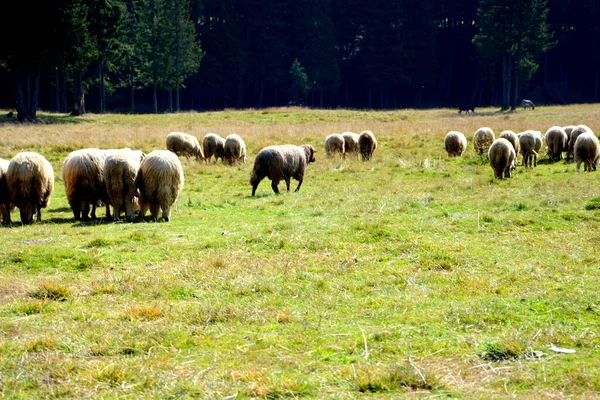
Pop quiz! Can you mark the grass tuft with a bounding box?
[354,362,442,393]
[29,282,70,301]
[125,304,163,321]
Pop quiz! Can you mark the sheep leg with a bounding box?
[36,205,42,222]
[150,204,160,222]
[71,201,81,221]
[294,179,303,192]
[91,202,97,219]
[81,201,91,221]
[105,203,112,219]
[285,179,291,192]
[162,206,171,222]
[271,180,280,194]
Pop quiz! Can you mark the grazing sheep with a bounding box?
[250,144,316,196]
[358,130,377,161]
[223,134,247,164]
[488,138,516,179]
[521,99,535,110]
[563,125,576,140]
[324,134,345,158]
[574,132,600,172]
[518,131,539,168]
[545,126,568,162]
[136,150,184,222]
[62,148,113,221]
[7,152,54,224]
[166,132,204,161]
[567,125,593,160]
[0,158,11,224]
[341,132,360,158]
[103,149,145,222]
[444,131,468,157]
[473,127,495,156]
[202,133,225,163]
[498,130,520,157]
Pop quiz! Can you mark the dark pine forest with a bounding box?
[1,0,599,119]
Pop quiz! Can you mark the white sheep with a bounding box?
[136,150,184,222]
[488,138,516,179]
[444,131,467,157]
[517,131,539,168]
[567,125,593,160]
[202,133,225,163]
[0,158,11,224]
[498,130,520,157]
[223,134,247,164]
[250,145,316,196]
[166,132,204,160]
[103,149,145,222]
[473,127,495,156]
[574,132,600,172]
[358,130,377,161]
[324,134,345,158]
[7,152,54,224]
[341,132,360,158]
[544,126,568,162]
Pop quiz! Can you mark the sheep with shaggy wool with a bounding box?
[574,132,600,172]
[567,125,593,160]
[250,144,316,196]
[545,126,568,162]
[7,152,54,224]
[489,138,516,179]
[136,150,184,222]
[166,132,204,161]
[518,131,539,168]
[203,133,225,163]
[324,134,345,158]
[0,158,11,224]
[498,130,520,157]
[473,127,495,156]
[358,130,377,161]
[104,149,145,222]
[223,134,247,164]
[444,131,468,157]
[341,132,360,158]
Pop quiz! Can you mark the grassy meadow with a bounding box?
[1,105,600,398]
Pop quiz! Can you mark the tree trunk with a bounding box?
[176,87,180,112]
[511,64,519,111]
[153,83,158,113]
[60,73,67,113]
[71,72,86,116]
[30,70,40,119]
[15,69,27,121]
[129,69,135,113]
[99,62,106,114]
[168,89,173,112]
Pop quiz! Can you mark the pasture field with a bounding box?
[1,105,600,398]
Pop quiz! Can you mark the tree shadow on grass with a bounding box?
[0,113,87,125]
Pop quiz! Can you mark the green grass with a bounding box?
[1,105,600,397]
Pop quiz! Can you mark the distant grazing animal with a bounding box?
[136,150,184,222]
[103,149,145,222]
[574,132,600,172]
[223,134,247,164]
[0,158,12,224]
[324,134,345,158]
[521,99,535,110]
[166,132,204,161]
[567,125,593,160]
[458,105,474,114]
[444,131,467,157]
[358,130,377,161]
[7,152,54,224]
[544,126,568,162]
[473,127,495,156]
[250,144,316,196]
[488,138,516,179]
[341,132,360,158]
[202,133,225,163]
[498,130,520,158]
[517,131,538,168]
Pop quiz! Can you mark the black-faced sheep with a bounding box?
[166,132,204,161]
[203,133,225,163]
[574,132,600,172]
[517,131,538,168]
[498,130,520,157]
[250,145,316,196]
[62,148,112,221]
[488,138,516,179]
[0,158,11,224]
[341,132,360,158]
[223,134,247,164]
[358,130,377,161]
[136,150,184,222]
[444,131,467,157]
[473,127,495,156]
[104,149,145,222]
[567,125,593,160]
[7,152,54,224]
[545,126,568,162]
[324,134,345,158]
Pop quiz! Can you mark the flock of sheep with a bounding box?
[444,125,597,179]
